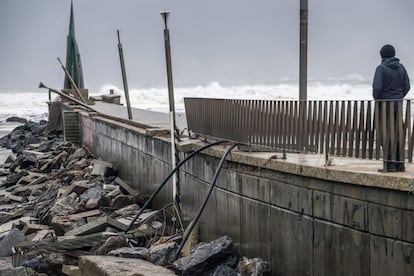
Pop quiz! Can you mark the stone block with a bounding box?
[370,235,414,275]
[313,219,369,276]
[313,191,367,231]
[79,255,176,276]
[270,181,312,215]
[368,203,402,239]
[270,206,312,276]
[64,216,127,236]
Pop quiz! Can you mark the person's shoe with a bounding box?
[378,167,397,173]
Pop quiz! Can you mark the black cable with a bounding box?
[125,139,228,233]
[175,142,238,258]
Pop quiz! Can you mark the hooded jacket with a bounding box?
[373,57,410,100]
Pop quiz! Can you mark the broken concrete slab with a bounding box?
[113,177,137,195]
[16,232,118,256]
[51,216,86,236]
[7,194,24,203]
[22,224,49,235]
[0,217,33,239]
[95,235,128,255]
[108,247,149,260]
[64,216,127,236]
[0,168,9,177]
[91,159,115,177]
[31,230,53,242]
[0,229,26,257]
[62,264,81,276]
[49,192,79,217]
[110,194,134,209]
[79,255,176,276]
[67,209,101,220]
[63,181,90,196]
[85,196,109,209]
[0,266,37,276]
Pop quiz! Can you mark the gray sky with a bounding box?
[0,0,413,90]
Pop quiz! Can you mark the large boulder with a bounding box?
[148,241,178,266]
[173,235,239,276]
[237,257,272,276]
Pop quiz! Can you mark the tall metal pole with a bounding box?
[161,11,178,134]
[117,30,133,120]
[161,11,180,207]
[299,0,308,101]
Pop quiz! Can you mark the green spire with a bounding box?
[64,0,84,89]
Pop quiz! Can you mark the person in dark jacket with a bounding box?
[373,44,410,172]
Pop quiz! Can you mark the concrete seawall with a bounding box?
[79,111,414,275]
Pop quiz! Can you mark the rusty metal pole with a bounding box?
[299,0,308,101]
[161,11,180,209]
[117,30,133,120]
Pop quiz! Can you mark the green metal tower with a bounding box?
[64,0,84,89]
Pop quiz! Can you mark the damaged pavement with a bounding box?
[0,120,271,276]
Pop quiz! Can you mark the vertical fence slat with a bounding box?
[311,101,318,152]
[305,101,312,152]
[374,102,381,160]
[356,101,364,158]
[348,101,356,157]
[328,101,335,155]
[406,100,413,162]
[318,101,325,154]
[389,102,396,162]
[341,101,350,156]
[397,100,404,164]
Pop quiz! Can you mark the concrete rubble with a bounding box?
[0,119,271,275]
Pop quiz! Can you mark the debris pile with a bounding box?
[0,119,271,275]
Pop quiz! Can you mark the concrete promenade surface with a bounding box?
[89,101,414,191]
[92,101,187,129]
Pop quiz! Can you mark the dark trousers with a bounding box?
[378,101,405,170]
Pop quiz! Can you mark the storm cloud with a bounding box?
[0,0,413,89]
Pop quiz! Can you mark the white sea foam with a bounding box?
[98,79,374,113]
[0,91,49,122]
[0,77,384,121]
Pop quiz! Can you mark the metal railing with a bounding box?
[184,98,414,162]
